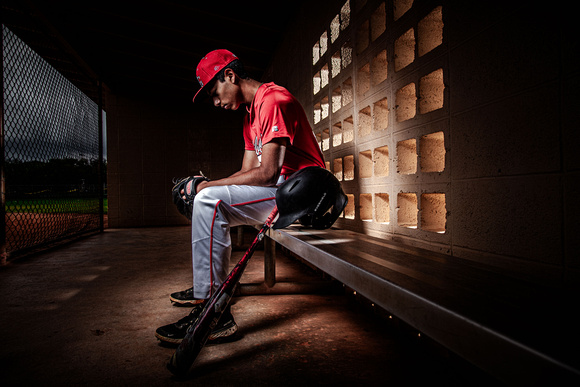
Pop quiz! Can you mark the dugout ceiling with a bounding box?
[1,0,306,104]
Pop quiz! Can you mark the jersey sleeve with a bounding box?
[257,90,297,146]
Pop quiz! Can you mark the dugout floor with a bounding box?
[0,226,500,386]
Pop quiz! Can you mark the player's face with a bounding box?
[208,72,241,111]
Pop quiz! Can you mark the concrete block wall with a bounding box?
[264,0,579,289]
[106,94,244,228]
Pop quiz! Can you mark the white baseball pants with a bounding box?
[190,184,278,299]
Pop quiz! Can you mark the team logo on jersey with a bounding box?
[253,136,263,163]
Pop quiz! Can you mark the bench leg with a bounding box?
[264,235,276,288]
[237,234,279,294]
[236,227,336,296]
[235,226,244,248]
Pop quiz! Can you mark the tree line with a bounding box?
[4,158,106,196]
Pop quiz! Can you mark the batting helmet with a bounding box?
[273,166,348,230]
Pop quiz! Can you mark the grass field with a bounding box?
[6,198,108,214]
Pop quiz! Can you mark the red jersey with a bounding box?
[243,82,325,176]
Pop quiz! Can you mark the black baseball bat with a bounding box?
[167,206,279,377]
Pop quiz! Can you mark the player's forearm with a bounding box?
[197,166,280,192]
[197,140,286,192]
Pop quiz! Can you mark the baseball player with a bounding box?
[155,49,325,344]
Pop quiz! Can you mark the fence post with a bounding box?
[0,23,7,265]
[98,79,104,232]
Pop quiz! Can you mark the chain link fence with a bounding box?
[1,25,105,262]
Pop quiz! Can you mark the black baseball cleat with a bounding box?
[208,309,238,343]
[155,305,238,345]
[155,304,204,344]
[169,287,204,306]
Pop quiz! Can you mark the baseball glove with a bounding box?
[172,173,209,220]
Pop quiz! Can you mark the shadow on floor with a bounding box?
[0,226,501,386]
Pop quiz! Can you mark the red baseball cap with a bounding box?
[192,49,238,103]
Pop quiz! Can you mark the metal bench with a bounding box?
[259,225,580,385]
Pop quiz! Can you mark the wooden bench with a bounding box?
[257,225,580,385]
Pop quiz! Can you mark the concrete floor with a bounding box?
[0,226,501,386]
